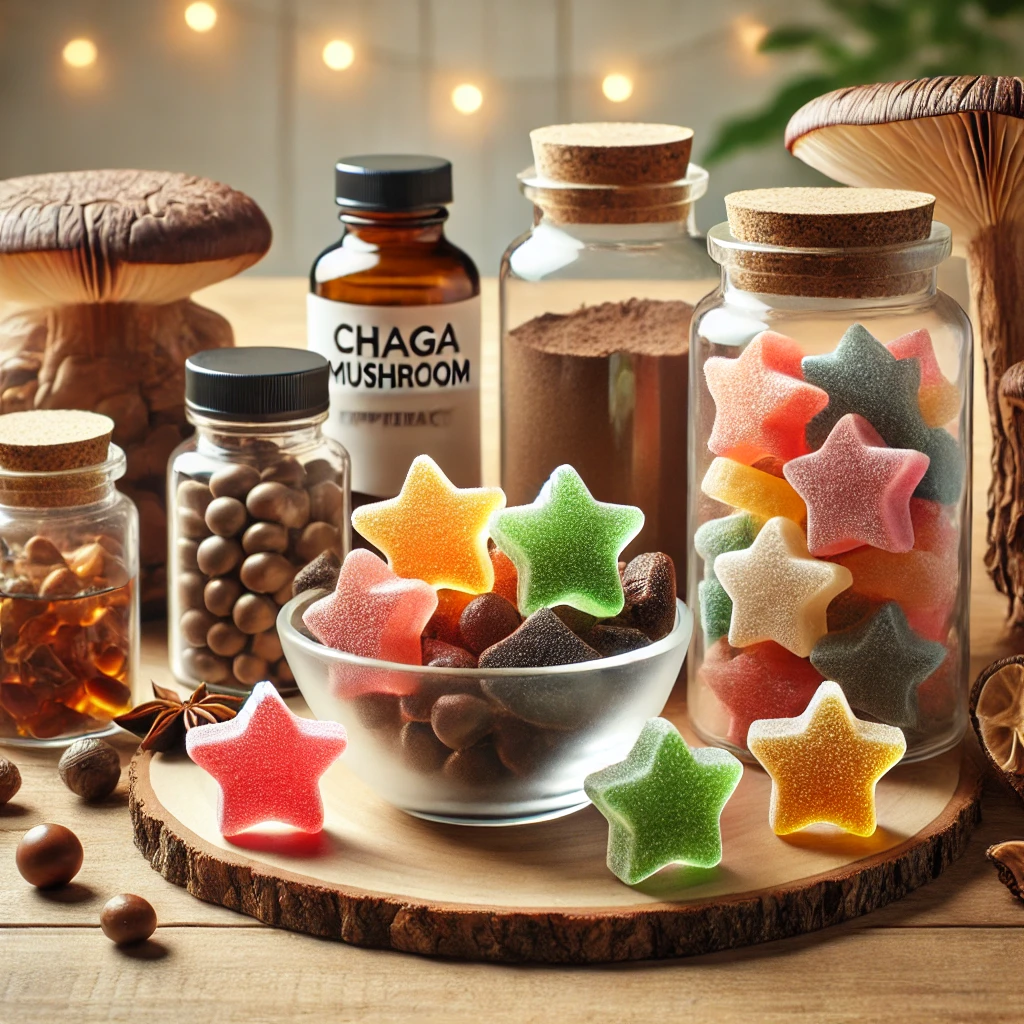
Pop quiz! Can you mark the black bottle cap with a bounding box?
[335,155,453,211]
[185,348,330,422]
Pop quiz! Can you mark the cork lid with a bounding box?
[0,410,113,472]
[529,123,693,186]
[725,187,935,248]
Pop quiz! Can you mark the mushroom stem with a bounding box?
[973,223,1024,625]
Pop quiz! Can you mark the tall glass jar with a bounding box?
[688,188,971,763]
[501,123,718,584]
[0,411,140,746]
[168,348,350,696]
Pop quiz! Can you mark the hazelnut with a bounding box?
[181,646,231,683]
[308,480,345,524]
[207,621,248,657]
[58,738,121,801]
[242,521,289,555]
[196,536,243,577]
[232,653,268,686]
[240,552,295,595]
[204,576,242,617]
[232,593,277,634]
[260,457,306,487]
[180,608,217,647]
[210,463,261,500]
[205,496,248,538]
[294,521,341,563]
[177,479,213,514]
[16,823,83,888]
[251,629,283,662]
[100,893,157,945]
[246,482,310,530]
[0,756,22,804]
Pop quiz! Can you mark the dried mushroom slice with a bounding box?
[988,841,1024,904]
[970,656,1024,800]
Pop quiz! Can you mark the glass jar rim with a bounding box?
[0,444,126,483]
[186,408,329,430]
[517,161,709,203]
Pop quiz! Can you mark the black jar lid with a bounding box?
[335,155,453,211]
[185,348,330,422]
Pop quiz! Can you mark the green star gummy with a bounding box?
[584,718,743,885]
[488,464,644,618]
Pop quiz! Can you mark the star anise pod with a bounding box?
[114,681,243,753]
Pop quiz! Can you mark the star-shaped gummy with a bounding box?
[782,414,930,556]
[809,602,946,729]
[351,455,506,594]
[303,548,437,665]
[885,328,960,427]
[704,331,829,463]
[747,681,906,836]
[186,682,347,836]
[714,516,852,657]
[584,717,743,884]
[700,639,824,749]
[489,464,644,618]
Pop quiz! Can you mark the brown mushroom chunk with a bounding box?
[785,76,1024,625]
[971,658,1024,794]
[0,170,272,615]
[988,841,1024,904]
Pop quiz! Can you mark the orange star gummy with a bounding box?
[747,681,906,836]
[351,455,506,594]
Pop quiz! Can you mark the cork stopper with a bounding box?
[530,123,693,186]
[0,411,115,508]
[725,187,935,248]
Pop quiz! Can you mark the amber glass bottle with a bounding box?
[308,155,481,507]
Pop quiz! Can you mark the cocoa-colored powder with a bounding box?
[502,298,691,588]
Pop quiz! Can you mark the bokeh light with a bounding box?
[62,38,97,69]
[451,83,483,115]
[184,2,218,33]
[322,40,355,71]
[602,73,633,102]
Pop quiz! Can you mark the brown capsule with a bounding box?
[294,521,341,563]
[178,538,200,571]
[246,482,310,530]
[39,566,81,599]
[16,823,83,888]
[24,535,65,566]
[240,552,295,595]
[181,646,231,684]
[207,621,248,657]
[242,521,289,555]
[0,757,22,804]
[232,653,268,686]
[178,507,212,540]
[180,608,217,647]
[179,571,205,610]
[232,593,278,634]
[196,536,243,577]
[100,894,157,945]
[307,480,345,524]
[431,694,495,751]
[177,479,213,514]
[204,576,242,617]
[205,496,247,538]
[57,738,121,801]
[209,463,261,500]
[251,629,283,662]
[261,457,306,487]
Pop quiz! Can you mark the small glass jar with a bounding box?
[169,348,350,696]
[0,418,140,746]
[501,124,718,581]
[688,189,972,763]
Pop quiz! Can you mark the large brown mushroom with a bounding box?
[785,76,1024,625]
[0,170,272,612]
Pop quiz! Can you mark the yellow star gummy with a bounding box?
[351,455,506,594]
[714,516,851,658]
[748,681,906,836]
[701,456,806,523]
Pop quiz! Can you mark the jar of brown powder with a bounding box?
[499,123,717,584]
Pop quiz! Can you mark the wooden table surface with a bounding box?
[2,279,1022,1024]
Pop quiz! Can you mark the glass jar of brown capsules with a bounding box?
[168,348,350,695]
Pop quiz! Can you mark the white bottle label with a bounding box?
[307,293,481,496]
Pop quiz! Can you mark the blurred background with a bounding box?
[1,0,1023,276]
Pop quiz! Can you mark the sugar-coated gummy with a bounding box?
[488,464,644,618]
[698,578,732,645]
[885,328,961,427]
[303,549,437,665]
[694,513,759,581]
[701,457,806,524]
[291,549,341,597]
[421,638,478,669]
[489,547,519,607]
[185,682,347,836]
[351,455,506,594]
[713,516,852,658]
[620,552,678,640]
[747,681,906,837]
[586,624,652,657]
[477,607,600,669]
[809,602,947,729]
[584,717,743,884]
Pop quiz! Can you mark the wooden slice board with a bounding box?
[129,708,981,964]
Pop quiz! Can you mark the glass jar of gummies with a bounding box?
[687,187,971,763]
[500,123,718,585]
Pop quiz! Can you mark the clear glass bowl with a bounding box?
[278,592,693,825]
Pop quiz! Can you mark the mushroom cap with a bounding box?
[785,76,1024,244]
[0,169,272,306]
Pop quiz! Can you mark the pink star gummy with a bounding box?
[782,413,930,557]
[700,639,824,749]
[186,681,347,836]
[303,548,438,665]
[704,331,829,464]
[885,328,960,427]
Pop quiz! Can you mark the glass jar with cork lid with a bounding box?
[688,187,972,763]
[0,410,140,746]
[500,123,718,583]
